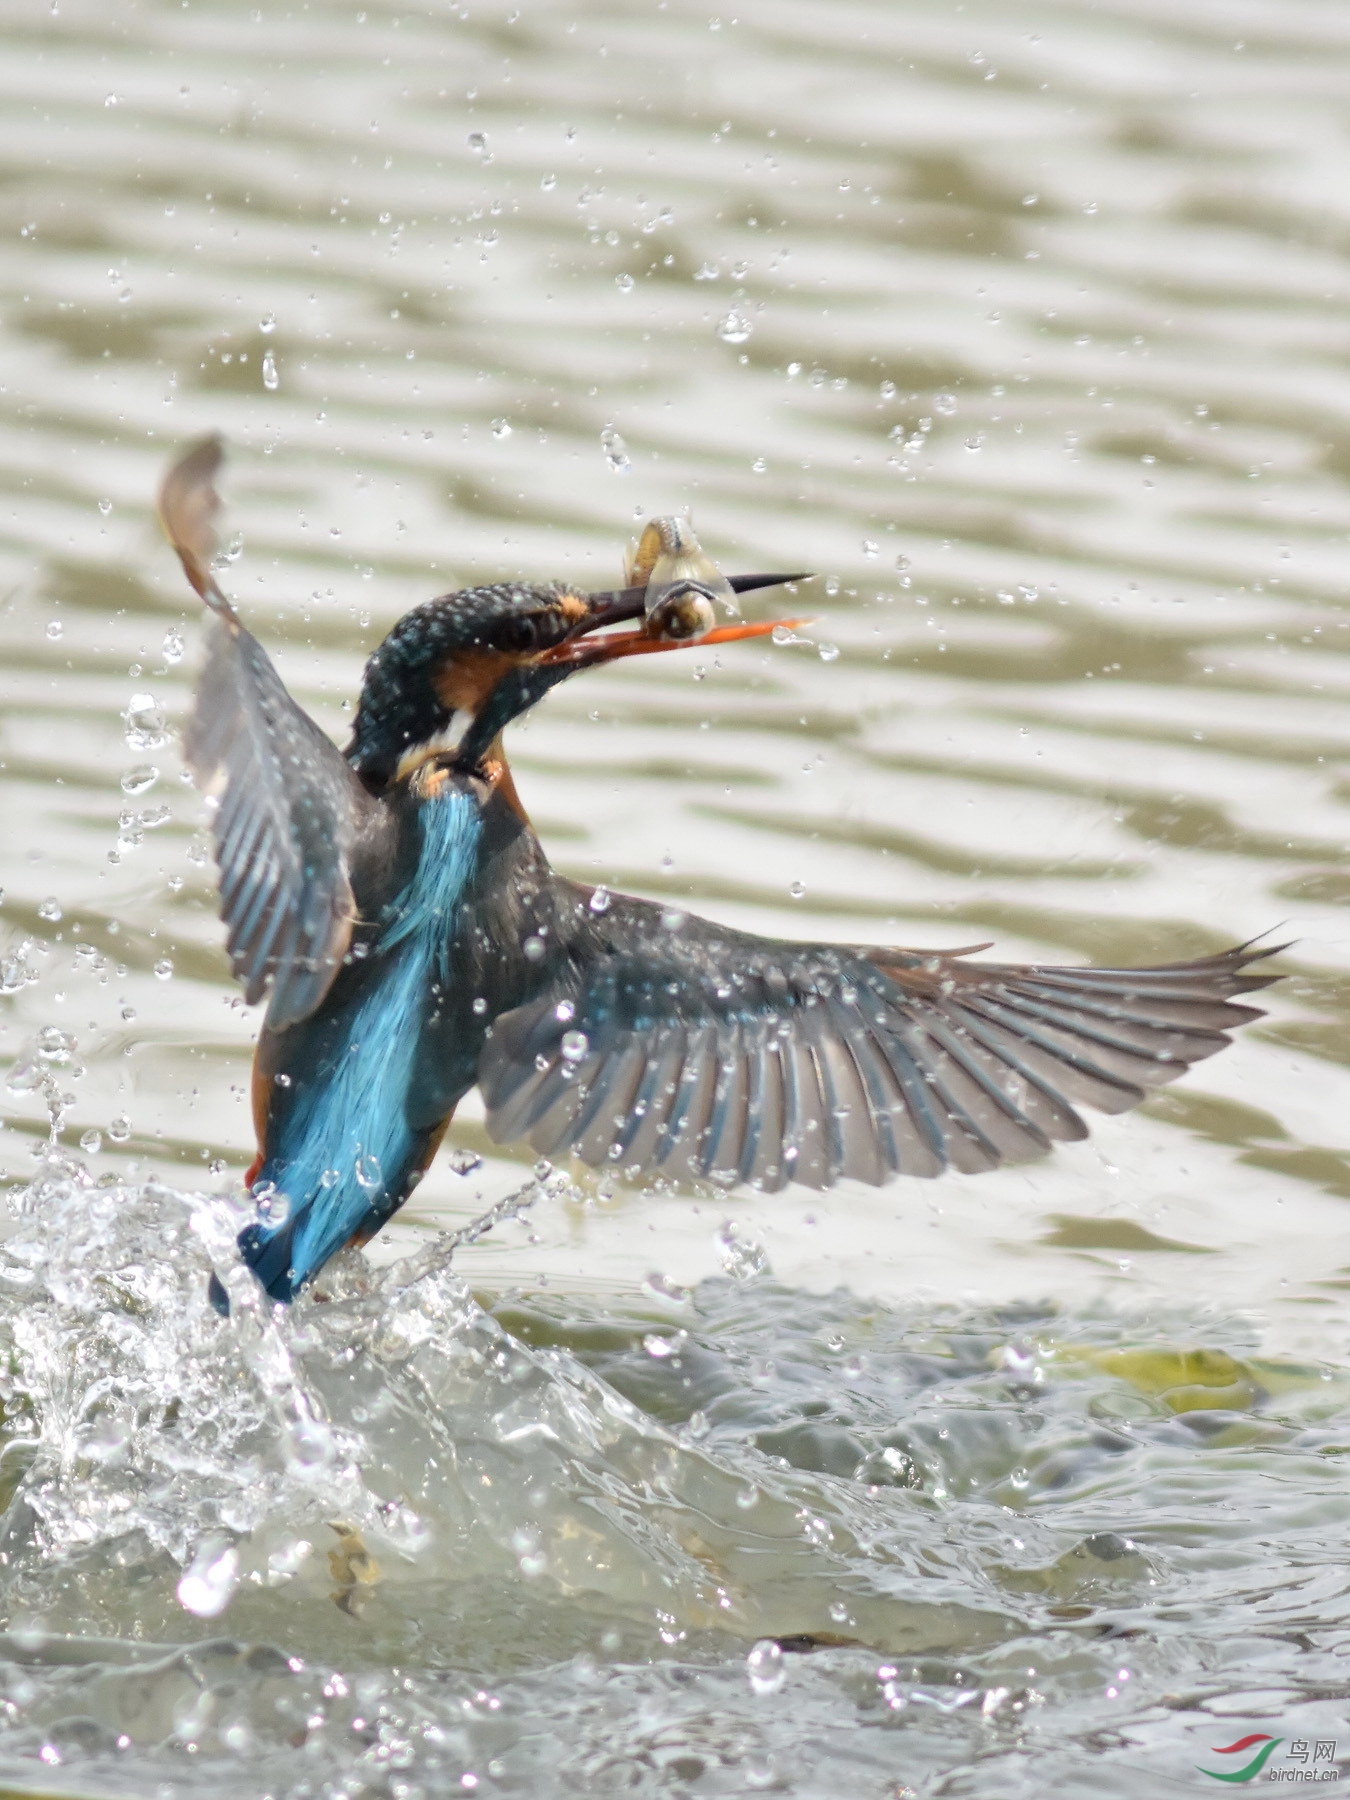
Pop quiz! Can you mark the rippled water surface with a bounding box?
[1,0,1349,1793]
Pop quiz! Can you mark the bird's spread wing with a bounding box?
[478,890,1278,1191]
[161,437,385,1029]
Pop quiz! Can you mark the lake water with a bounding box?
[0,0,1348,1794]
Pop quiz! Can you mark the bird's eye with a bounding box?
[500,614,541,653]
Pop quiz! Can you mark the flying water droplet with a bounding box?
[448,1147,484,1176]
[588,887,611,914]
[121,765,159,795]
[746,1640,785,1696]
[491,418,512,438]
[715,1221,768,1280]
[36,899,62,923]
[252,1183,290,1226]
[79,1129,102,1153]
[45,620,63,641]
[600,425,630,474]
[467,130,491,162]
[717,309,752,344]
[6,1059,42,1096]
[177,1540,240,1619]
[259,313,276,334]
[107,1115,132,1143]
[560,1030,589,1064]
[153,958,174,981]
[355,1153,382,1190]
[261,350,279,390]
[615,272,634,293]
[37,1027,76,1063]
[123,694,167,752]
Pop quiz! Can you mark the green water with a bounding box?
[0,0,1347,1793]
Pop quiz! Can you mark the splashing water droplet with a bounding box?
[560,1030,589,1064]
[261,349,279,390]
[120,764,160,795]
[37,1027,76,1063]
[259,312,276,333]
[36,899,62,923]
[79,1128,102,1153]
[600,425,630,474]
[177,1540,240,1619]
[123,694,167,752]
[746,1640,785,1696]
[717,309,752,344]
[448,1147,484,1177]
[818,642,840,662]
[490,418,512,439]
[153,959,174,981]
[716,1222,768,1280]
[107,1114,131,1142]
[615,272,634,293]
[588,887,611,914]
[467,130,490,161]
[252,1182,291,1226]
[161,627,184,663]
[45,620,63,641]
[97,497,112,516]
[355,1153,382,1190]
[6,1059,41,1096]
[789,880,805,899]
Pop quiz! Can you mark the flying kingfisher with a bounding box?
[158,437,1277,1306]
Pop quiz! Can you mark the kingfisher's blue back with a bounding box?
[239,784,484,1300]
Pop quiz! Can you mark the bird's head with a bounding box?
[346,545,808,793]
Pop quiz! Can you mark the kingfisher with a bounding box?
[159,437,1277,1306]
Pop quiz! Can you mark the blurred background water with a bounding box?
[0,0,1348,1794]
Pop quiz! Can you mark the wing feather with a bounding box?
[162,437,385,1028]
[478,888,1280,1193]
